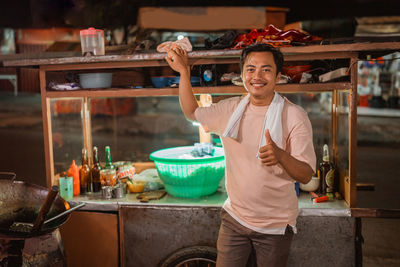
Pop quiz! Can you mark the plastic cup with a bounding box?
[59,177,73,200]
[79,27,105,56]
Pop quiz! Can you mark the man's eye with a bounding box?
[263,69,271,72]
[246,68,255,72]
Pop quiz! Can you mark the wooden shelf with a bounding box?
[4,42,400,68]
[277,82,351,93]
[45,82,351,98]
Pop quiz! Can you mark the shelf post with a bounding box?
[40,67,55,187]
[348,55,359,207]
[82,97,93,166]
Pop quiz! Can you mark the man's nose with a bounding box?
[254,69,263,78]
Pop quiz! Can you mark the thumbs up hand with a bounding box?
[259,129,282,166]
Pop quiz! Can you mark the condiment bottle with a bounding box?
[319,144,335,195]
[104,146,115,170]
[59,172,73,200]
[67,160,80,196]
[79,148,90,194]
[91,146,102,192]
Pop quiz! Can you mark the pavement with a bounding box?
[0,91,399,266]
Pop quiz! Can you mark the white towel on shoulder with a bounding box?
[222,92,285,158]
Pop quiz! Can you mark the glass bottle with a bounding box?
[104,146,115,170]
[79,148,90,194]
[319,144,335,195]
[91,146,102,192]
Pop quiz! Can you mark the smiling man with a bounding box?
[166,43,316,267]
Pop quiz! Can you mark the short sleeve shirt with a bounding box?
[195,96,316,233]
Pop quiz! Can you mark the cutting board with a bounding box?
[136,190,167,203]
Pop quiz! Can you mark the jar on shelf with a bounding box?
[100,169,117,186]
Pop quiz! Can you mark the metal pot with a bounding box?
[0,173,70,239]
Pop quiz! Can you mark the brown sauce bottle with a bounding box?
[91,146,102,192]
[79,148,90,194]
[319,144,335,194]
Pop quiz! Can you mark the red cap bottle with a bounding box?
[68,160,80,196]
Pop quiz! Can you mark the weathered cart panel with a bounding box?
[120,205,355,267]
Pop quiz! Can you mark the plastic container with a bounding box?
[79,27,105,56]
[67,160,80,196]
[295,182,300,196]
[59,176,73,200]
[299,176,320,192]
[169,76,201,86]
[151,76,176,88]
[79,73,113,88]
[149,146,225,198]
[127,180,146,193]
[151,76,201,88]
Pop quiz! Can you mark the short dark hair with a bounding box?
[240,44,284,76]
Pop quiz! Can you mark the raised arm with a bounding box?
[165,48,198,121]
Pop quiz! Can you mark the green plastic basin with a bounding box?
[149,146,225,198]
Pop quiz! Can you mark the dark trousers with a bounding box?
[216,209,294,267]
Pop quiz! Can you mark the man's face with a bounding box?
[241,51,281,105]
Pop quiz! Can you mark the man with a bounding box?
[166,43,316,267]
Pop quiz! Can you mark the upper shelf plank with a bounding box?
[45,83,351,98]
[3,42,400,68]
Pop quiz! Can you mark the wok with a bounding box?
[0,173,71,239]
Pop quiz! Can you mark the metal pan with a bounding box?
[0,173,71,239]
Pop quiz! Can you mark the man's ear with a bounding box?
[241,71,249,92]
[276,72,281,83]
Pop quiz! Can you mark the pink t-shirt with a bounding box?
[195,96,316,234]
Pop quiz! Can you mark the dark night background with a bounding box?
[2,0,400,28]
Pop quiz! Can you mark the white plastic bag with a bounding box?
[131,168,164,191]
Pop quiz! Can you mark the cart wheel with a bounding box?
[160,246,217,267]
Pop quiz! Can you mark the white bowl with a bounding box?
[79,73,112,88]
[299,176,320,192]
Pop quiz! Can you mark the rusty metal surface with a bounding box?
[0,179,69,238]
[115,194,352,266]
[3,42,400,67]
[289,216,355,267]
[119,205,355,267]
[120,205,221,267]
[68,191,351,217]
[22,229,65,267]
[2,49,241,67]
[68,190,228,212]
[297,193,351,217]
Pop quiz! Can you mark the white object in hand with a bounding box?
[299,176,320,192]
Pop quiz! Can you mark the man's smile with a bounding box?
[250,81,267,88]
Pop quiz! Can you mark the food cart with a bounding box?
[3,42,400,266]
